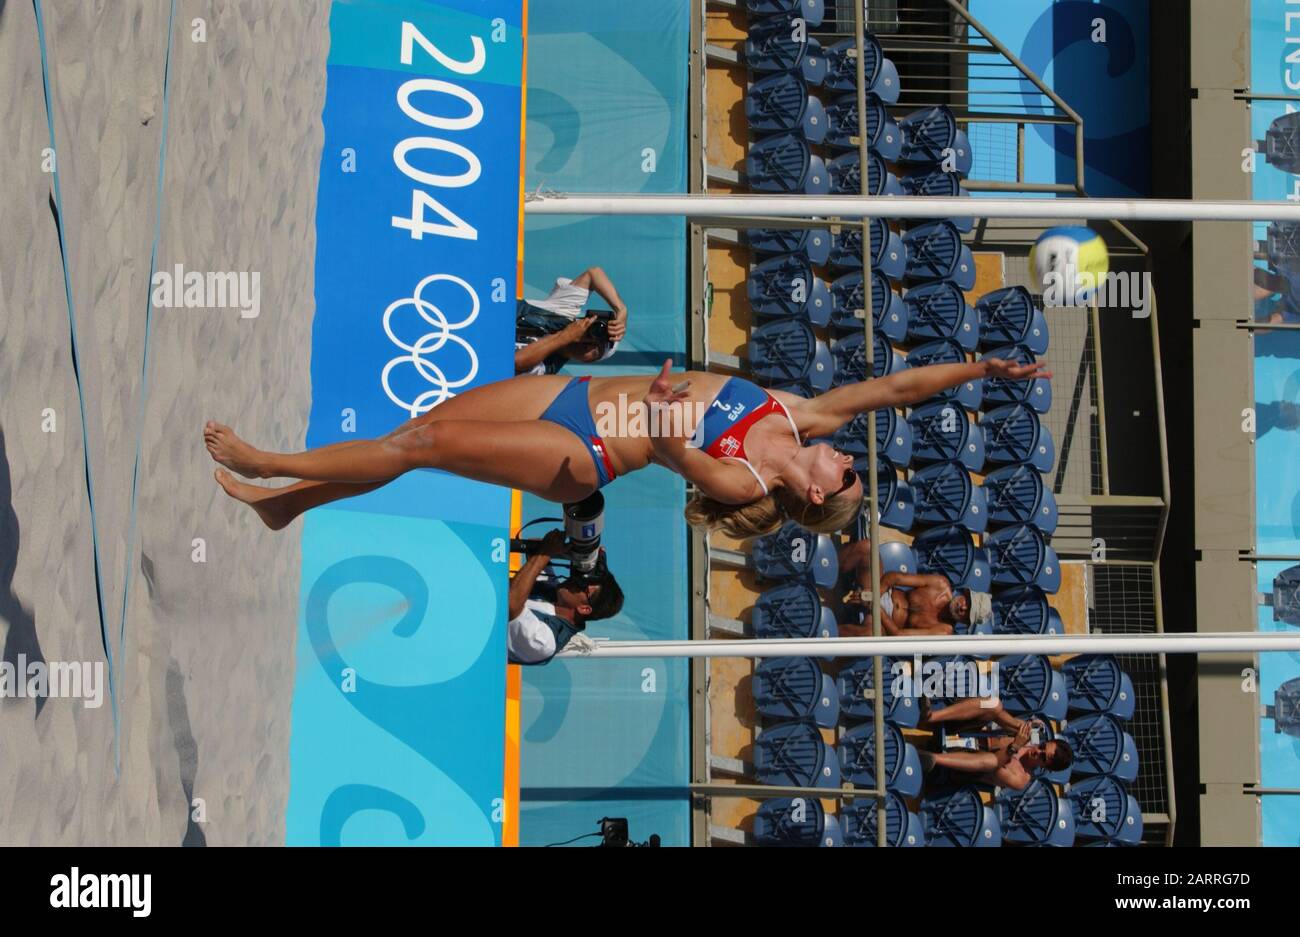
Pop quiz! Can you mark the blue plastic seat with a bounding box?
[745,71,827,143]
[911,460,988,533]
[838,722,924,797]
[1266,221,1300,272]
[876,538,919,576]
[830,218,907,279]
[854,456,915,531]
[1063,655,1136,721]
[982,404,1055,472]
[748,254,832,326]
[914,524,991,592]
[746,0,825,26]
[832,408,913,466]
[982,464,1059,533]
[745,16,827,86]
[829,270,909,342]
[921,787,1002,847]
[842,793,925,847]
[985,523,1061,593]
[748,318,834,393]
[823,37,899,102]
[903,221,976,290]
[905,339,983,410]
[755,721,841,788]
[754,657,840,728]
[827,150,905,197]
[824,92,902,159]
[977,286,1049,354]
[747,226,831,265]
[991,585,1063,637]
[904,281,979,351]
[831,332,904,387]
[901,169,973,233]
[1062,713,1139,783]
[980,345,1052,414]
[997,778,1075,847]
[753,580,839,640]
[753,796,841,847]
[908,400,985,470]
[751,521,840,588]
[837,657,921,728]
[746,132,829,194]
[1067,777,1143,844]
[997,654,1069,722]
[898,106,972,173]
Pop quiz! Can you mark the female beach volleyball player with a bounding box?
[205,358,1049,538]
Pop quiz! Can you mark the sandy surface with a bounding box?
[0,0,328,845]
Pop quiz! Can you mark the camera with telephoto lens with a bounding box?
[516,304,613,348]
[510,493,606,586]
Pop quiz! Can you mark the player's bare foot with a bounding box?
[204,421,266,478]
[214,470,291,530]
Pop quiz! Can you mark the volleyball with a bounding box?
[1031,226,1109,306]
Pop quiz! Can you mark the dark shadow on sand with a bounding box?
[0,427,47,717]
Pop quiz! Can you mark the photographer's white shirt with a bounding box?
[507,599,562,664]
[516,276,620,376]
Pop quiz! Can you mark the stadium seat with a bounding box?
[980,345,1052,413]
[982,403,1056,472]
[745,0,825,27]
[914,524,992,592]
[831,331,905,386]
[824,92,902,159]
[1063,655,1137,721]
[748,253,833,326]
[1067,776,1143,845]
[901,168,973,232]
[837,657,922,728]
[745,71,827,143]
[839,722,924,797]
[997,777,1076,847]
[746,133,829,194]
[754,721,841,788]
[753,656,840,728]
[982,463,1059,533]
[997,654,1069,722]
[832,408,913,466]
[985,523,1061,593]
[752,580,839,641]
[842,792,926,847]
[911,459,989,533]
[753,797,842,847]
[977,286,1049,354]
[898,105,972,173]
[744,16,827,86]
[876,538,919,576]
[903,281,979,351]
[991,585,1064,637]
[827,150,905,197]
[1062,713,1140,784]
[921,786,1002,847]
[829,217,907,279]
[748,318,834,393]
[906,339,983,410]
[855,456,915,531]
[1260,110,1300,175]
[908,400,985,470]
[823,37,899,102]
[751,521,840,588]
[829,270,909,342]
[903,221,976,290]
[747,226,832,265]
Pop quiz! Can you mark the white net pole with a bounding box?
[555,631,1300,659]
[524,194,1300,222]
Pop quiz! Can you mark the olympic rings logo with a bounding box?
[381,273,480,417]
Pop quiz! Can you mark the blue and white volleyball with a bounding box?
[1031,226,1109,306]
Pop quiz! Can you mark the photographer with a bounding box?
[515,266,629,376]
[508,529,625,665]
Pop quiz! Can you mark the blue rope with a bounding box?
[31,0,120,755]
